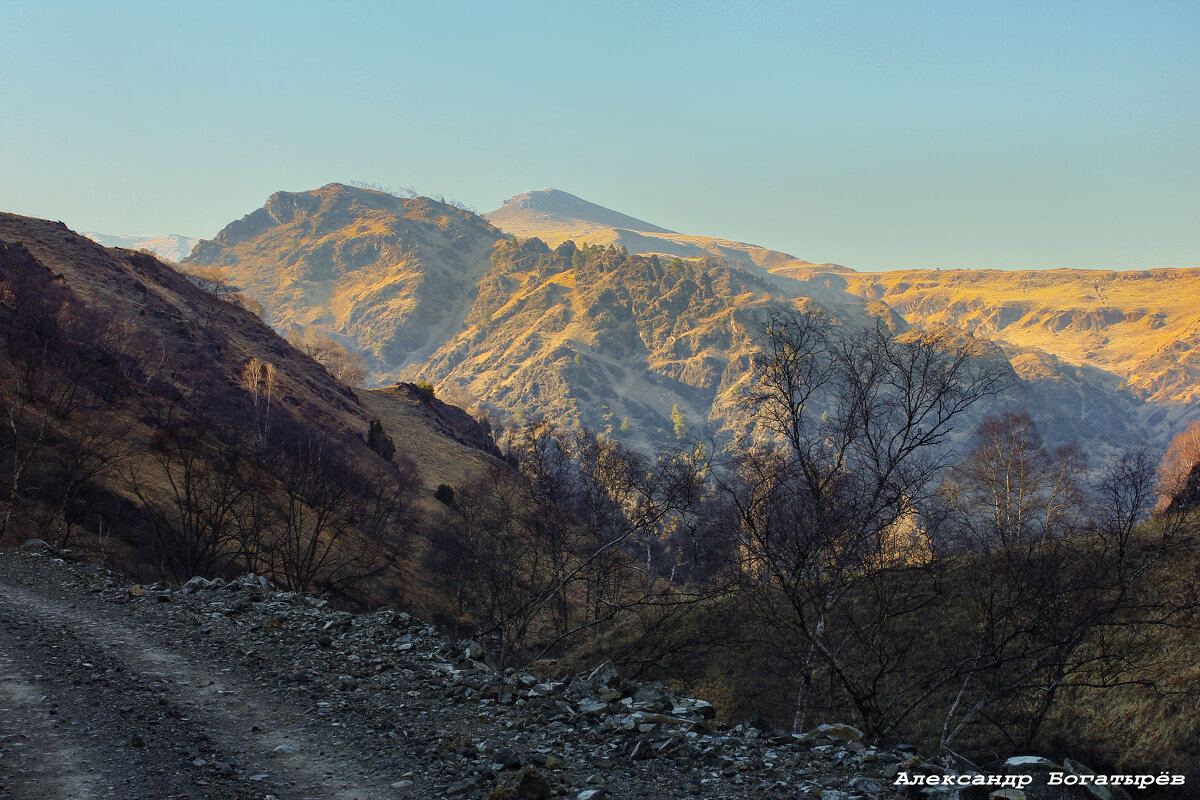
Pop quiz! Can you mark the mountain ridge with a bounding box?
[183,184,1200,457]
[83,231,199,262]
[484,188,842,276]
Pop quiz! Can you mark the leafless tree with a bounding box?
[262,438,411,595]
[430,421,714,667]
[286,327,368,387]
[241,358,277,443]
[1157,418,1200,509]
[126,422,252,580]
[933,417,1198,754]
[726,309,1008,737]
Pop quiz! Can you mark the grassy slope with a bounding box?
[779,267,1200,405]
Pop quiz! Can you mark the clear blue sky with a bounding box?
[3,1,1197,271]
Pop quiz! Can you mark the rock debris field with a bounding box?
[0,544,1110,800]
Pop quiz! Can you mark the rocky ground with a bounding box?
[0,544,1131,800]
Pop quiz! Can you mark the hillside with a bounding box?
[83,231,199,262]
[485,189,840,276]
[796,267,1200,407]
[186,183,502,369]
[0,211,502,613]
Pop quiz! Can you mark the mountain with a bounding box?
[485,189,842,275]
[83,231,199,262]
[186,183,502,368]
[185,185,1199,457]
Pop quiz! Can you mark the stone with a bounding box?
[446,777,478,796]
[577,790,607,800]
[849,776,883,793]
[1001,757,1065,800]
[812,723,863,743]
[181,576,218,593]
[492,749,522,770]
[577,700,609,716]
[585,662,621,689]
[1062,758,1132,800]
[129,584,146,598]
[628,738,654,760]
[489,767,551,800]
[338,674,359,690]
[672,699,716,720]
[20,539,53,553]
[631,685,671,712]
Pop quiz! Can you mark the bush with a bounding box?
[366,418,395,461]
[434,483,455,506]
[416,381,436,402]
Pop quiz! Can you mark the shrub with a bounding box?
[366,418,395,461]
[434,483,455,506]
[416,381,436,402]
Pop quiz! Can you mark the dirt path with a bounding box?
[0,548,921,800]
[0,557,418,800]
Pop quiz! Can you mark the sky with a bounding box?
[2,1,1197,271]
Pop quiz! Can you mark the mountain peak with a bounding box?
[486,189,673,235]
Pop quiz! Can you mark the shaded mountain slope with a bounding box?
[0,211,502,609]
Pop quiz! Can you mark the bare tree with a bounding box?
[286,327,368,387]
[430,421,713,667]
[241,358,277,443]
[126,422,252,580]
[727,309,1008,738]
[934,418,1198,754]
[262,438,411,595]
[1157,419,1200,509]
[39,418,131,549]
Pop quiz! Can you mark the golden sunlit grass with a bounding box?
[809,267,1200,404]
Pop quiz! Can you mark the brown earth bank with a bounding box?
[0,545,1173,800]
